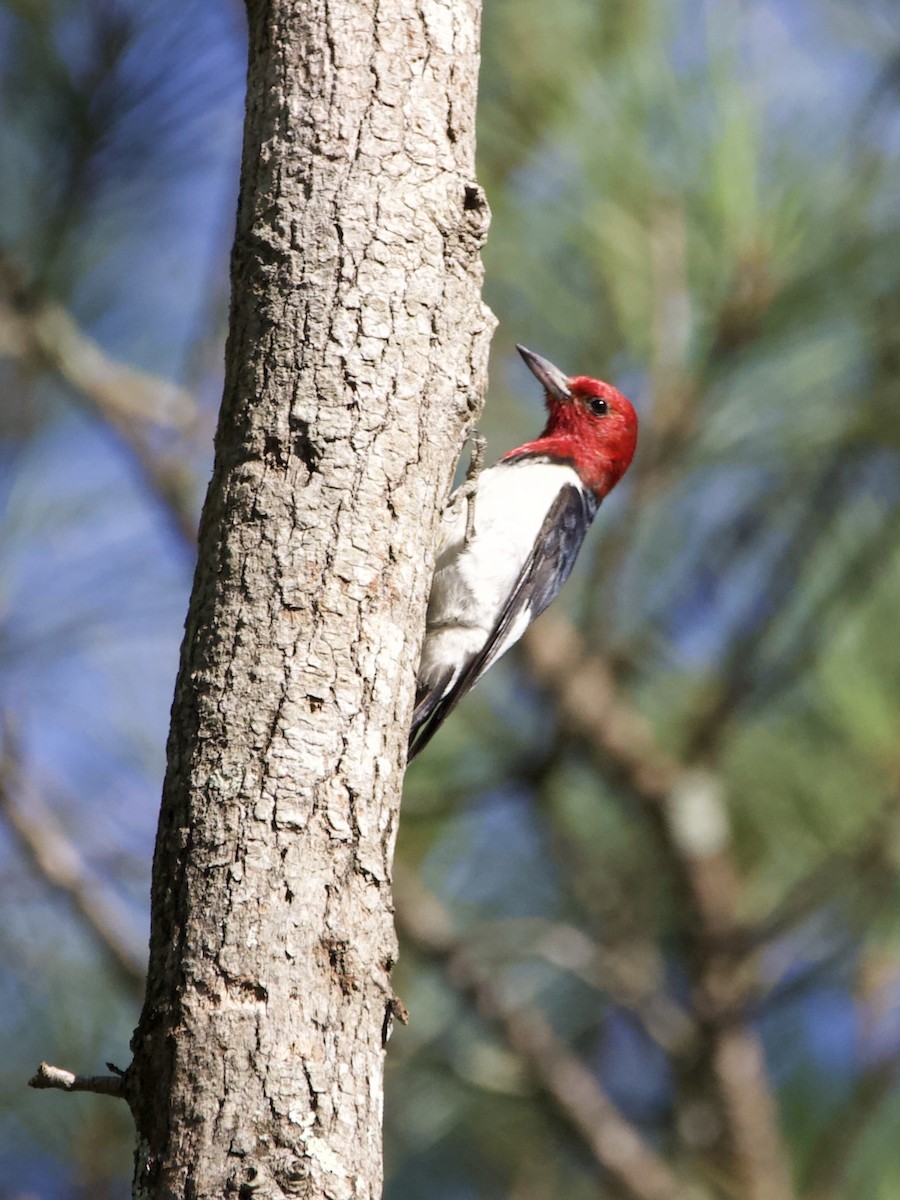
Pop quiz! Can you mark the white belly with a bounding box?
[418,459,581,689]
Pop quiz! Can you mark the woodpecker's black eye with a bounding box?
[588,396,608,416]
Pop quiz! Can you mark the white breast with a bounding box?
[417,459,582,690]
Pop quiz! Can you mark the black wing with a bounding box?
[408,483,597,761]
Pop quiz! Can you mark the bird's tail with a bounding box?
[407,668,456,762]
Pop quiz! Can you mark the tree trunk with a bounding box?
[124,1,492,1195]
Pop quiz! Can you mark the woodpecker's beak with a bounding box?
[516,345,572,402]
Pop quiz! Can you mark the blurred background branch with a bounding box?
[0,252,201,543]
[0,719,145,998]
[524,620,794,1199]
[395,872,685,1200]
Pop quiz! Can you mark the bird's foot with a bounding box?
[457,428,485,544]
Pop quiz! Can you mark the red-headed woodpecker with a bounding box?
[408,344,638,760]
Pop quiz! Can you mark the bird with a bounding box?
[408,344,638,760]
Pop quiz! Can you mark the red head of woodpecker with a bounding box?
[408,344,638,760]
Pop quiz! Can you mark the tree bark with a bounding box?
[125,1,492,1196]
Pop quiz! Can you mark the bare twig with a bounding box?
[28,1061,125,1098]
[394,872,688,1200]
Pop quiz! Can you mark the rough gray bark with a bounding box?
[124,1,493,1196]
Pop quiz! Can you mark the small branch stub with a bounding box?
[28,1061,125,1098]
